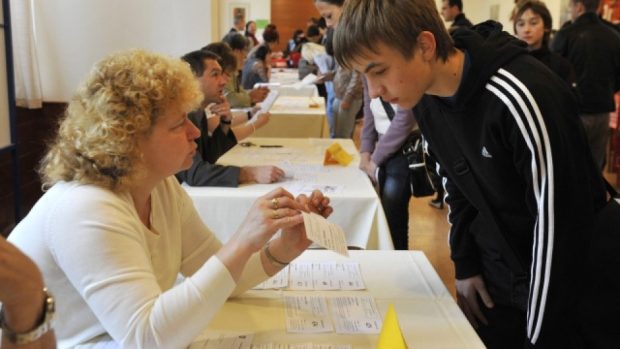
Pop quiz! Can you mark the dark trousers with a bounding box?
[477,303,584,349]
[378,153,411,250]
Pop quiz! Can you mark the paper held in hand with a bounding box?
[292,73,320,90]
[255,90,280,117]
[302,212,349,257]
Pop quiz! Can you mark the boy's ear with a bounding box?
[416,31,437,61]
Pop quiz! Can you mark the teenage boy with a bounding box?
[333,0,611,348]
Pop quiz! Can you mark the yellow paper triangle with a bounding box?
[323,142,353,166]
[377,304,409,349]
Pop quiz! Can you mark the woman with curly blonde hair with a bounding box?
[8,49,332,349]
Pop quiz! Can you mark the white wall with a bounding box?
[33,0,215,102]
[217,0,270,41]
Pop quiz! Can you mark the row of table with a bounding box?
[181,68,484,348]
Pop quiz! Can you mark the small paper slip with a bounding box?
[288,262,314,290]
[253,266,289,289]
[292,73,319,89]
[254,82,281,88]
[284,295,333,333]
[288,262,339,290]
[302,212,349,257]
[188,332,253,349]
[256,90,280,117]
[337,262,365,290]
[255,344,351,349]
[323,143,353,166]
[329,295,382,334]
[312,261,340,290]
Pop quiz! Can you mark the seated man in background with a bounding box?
[203,42,271,142]
[176,50,284,187]
[0,237,56,349]
[222,33,269,108]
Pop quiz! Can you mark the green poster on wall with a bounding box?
[255,19,269,29]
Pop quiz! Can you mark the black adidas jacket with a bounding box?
[413,21,607,346]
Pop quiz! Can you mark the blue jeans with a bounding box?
[378,153,411,250]
[325,82,335,137]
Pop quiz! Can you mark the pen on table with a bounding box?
[259,145,283,148]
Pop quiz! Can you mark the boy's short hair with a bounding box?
[573,0,600,12]
[448,0,463,12]
[334,0,455,70]
[181,50,220,77]
[222,33,248,52]
[202,42,237,74]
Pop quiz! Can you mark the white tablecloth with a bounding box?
[202,250,485,348]
[183,138,393,250]
[270,68,301,85]
[254,96,328,138]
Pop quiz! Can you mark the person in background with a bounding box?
[0,237,56,349]
[314,0,362,139]
[242,24,279,88]
[359,78,416,250]
[244,20,259,50]
[221,33,269,108]
[222,14,246,43]
[203,42,271,141]
[176,49,282,187]
[334,0,610,347]
[285,29,306,58]
[514,0,575,87]
[8,49,332,348]
[441,0,473,30]
[551,0,620,170]
[332,57,363,138]
[242,45,272,90]
[298,25,325,80]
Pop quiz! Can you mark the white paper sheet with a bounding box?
[188,332,254,349]
[284,295,333,333]
[256,90,280,117]
[252,344,351,349]
[252,266,289,290]
[329,295,382,334]
[302,212,349,257]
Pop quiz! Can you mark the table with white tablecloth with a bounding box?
[199,250,485,348]
[253,96,328,138]
[183,138,393,250]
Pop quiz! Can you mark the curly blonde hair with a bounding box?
[40,49,203,191]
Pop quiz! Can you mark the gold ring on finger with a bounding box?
[271,197,279,210]
[272,209,280,219]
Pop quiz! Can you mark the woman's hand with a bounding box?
[253,112,271,129]
[210,100,233,123]
[218,187,305,280]
[267,190,333,266]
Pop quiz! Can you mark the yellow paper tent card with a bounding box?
[324,142,353,166]
[377,304,409,349]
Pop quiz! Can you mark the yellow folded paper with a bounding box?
[324,142,353,166]
[377,304,408,349]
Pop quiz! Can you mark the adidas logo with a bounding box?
[481,146,493,158]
